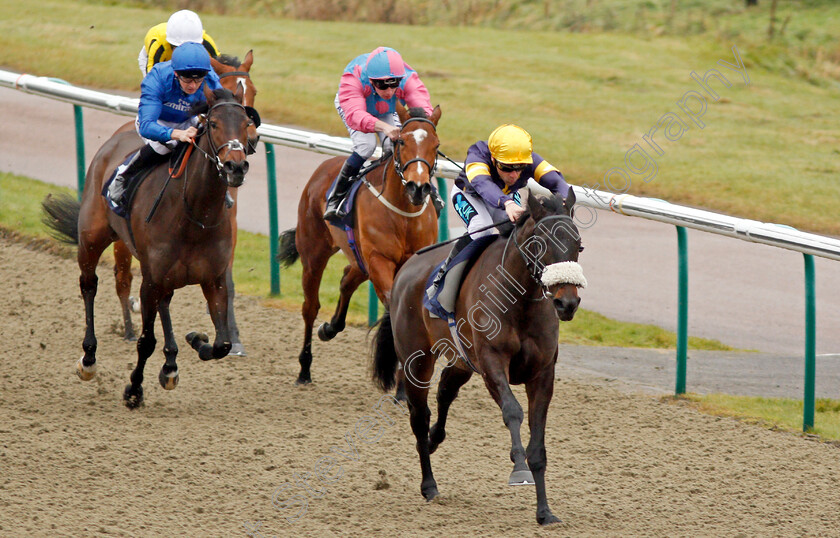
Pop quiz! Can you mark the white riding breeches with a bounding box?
[450,185,523,240]
[135,116,198,155]
[334,93,397,159]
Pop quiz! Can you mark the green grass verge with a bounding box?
[2,1,840,235]
[680,393,840,443]
[1,170,729,349]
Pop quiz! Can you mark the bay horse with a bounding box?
[278,105,442,385]
[43,87,253,408]
[111,51,257,357]
[371,190,585,525]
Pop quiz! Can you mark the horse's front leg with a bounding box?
[525,359,561,525]
[225,264,246,356]
[187,275,231,360]
[124,279,161,408]
[318,264,366,342]
[156,290,179,390]
[481,351,533,486]
[113,240,136,341]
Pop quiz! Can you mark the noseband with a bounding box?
[393,117,438,186]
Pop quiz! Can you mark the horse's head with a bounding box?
[394,105,442,207]
[196,86,252,187]
[514,189,586,321]
[212,51,260,154]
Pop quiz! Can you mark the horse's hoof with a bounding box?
[228,343,247,357]
[537,511,562,526]
[159,369,179,390]
[317,323,337,342]
[123,333,137,342]
[295,376,312,386]
[186,332,209,346]
[421,484,439,501]
[76,356,96,381]
[123,384,144,409]
[508,469,535,486]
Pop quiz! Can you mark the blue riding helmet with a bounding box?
[171,42,212,74]
[365,46,406,80]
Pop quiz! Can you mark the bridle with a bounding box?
[393,117,438,186]
[501,214,582,301]
[191,100,249,177]
[183,99,249,229]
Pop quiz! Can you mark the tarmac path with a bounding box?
[4,84,840,398]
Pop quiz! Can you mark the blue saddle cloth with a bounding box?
[325,177,366,230]
[422,235,497,320]
[101,152,138,218]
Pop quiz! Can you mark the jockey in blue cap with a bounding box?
[109,42,222,211]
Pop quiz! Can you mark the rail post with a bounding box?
[803,254,816,431]
[265,143,280,296]
[675,226,688,395]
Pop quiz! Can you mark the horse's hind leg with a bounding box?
[76,232,111,381]
[296,241,334,385]
[156,290,179,390]
[188,276,232,360]
[113,240,136,341]
[428,366,473,454]
[124,279,160,408]
[481,353,533,486]
[317,264,366,341]
[525,362,561,525]
[404,356,440,501]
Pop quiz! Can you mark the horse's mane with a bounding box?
[408,107,428,119]
[499,194,564,238]
[190,88,237,116]
[215,54,241,68]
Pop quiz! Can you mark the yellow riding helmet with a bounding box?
[488,124,533,164]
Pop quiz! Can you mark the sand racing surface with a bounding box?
[1,235,840,537]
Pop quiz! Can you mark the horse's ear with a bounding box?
[203,85,215,104]
[210,56,225,75]
[396,104,409,125]
[234,82,245,104]
[563,187,576,215]
[526,191,548,221]
[241,50,254,72]
[428,105,442,126]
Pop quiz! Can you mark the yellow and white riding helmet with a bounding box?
[488,124,533,164]
[166,10,204,47]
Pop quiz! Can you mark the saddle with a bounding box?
[102,143,191,219]
[422,235,498,321]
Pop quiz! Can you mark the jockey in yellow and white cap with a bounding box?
[137,9,220,76]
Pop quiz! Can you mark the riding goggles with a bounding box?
[177,70,208,81]
[371,77,402,90]
[496,161,529,173]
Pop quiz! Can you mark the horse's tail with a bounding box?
[41,193,80,245]
[277,228,299,267]
[370,311,399,392]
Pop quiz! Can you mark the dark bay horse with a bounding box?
[111,51,257,357]
[371,190,586,525]
[278,105,442,385]
[43,87,253,408]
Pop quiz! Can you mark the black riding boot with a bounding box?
[323,158,362,222]
[109,145,167,209]
[427,234,472,297]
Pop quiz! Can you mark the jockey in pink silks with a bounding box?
[324,46,443,221]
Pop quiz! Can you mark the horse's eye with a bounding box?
[208,121,217,129]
